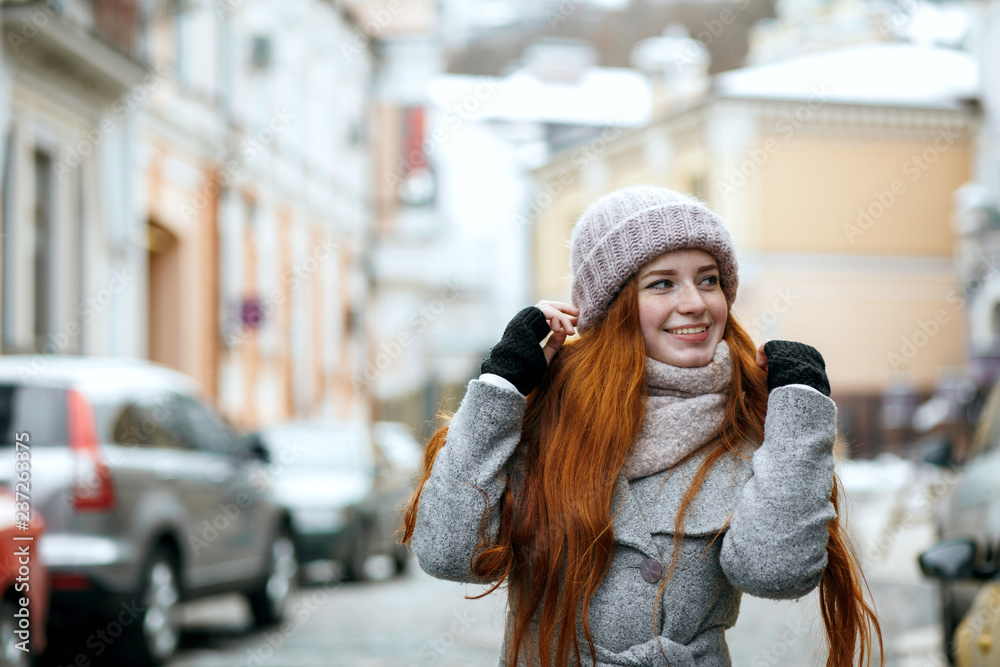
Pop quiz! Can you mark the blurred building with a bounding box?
[748,0,970,65]
[344,0,460,434]
[954,0,1000,391]
[0,0,149,357]
[0,0,373,429]
[356,2,542,436]
[142,0,372,428]
[530,40,976,457]
[359,18,654,438]
[748,0,893,65]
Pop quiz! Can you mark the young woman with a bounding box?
[400,185,882,667]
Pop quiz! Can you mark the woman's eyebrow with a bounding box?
[640,265,719,279]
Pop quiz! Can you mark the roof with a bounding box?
[714,42,978,110]
[426,66,653,126]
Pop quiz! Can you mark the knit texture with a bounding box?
[763,340,831,397]
[624,341,732,481]
[481,306,551,396]
[569,185,739,331]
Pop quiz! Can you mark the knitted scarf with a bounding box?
[623,340,732,481]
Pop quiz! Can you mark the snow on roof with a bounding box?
[714,43,978,109]
[426,67,653,126]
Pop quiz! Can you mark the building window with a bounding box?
[33,150,54,354]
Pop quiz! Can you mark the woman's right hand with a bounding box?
[534,300,578,366]
[480,301,579,396]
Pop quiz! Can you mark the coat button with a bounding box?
[640,557,662,584]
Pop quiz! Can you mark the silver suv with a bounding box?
[918,375,1000,664]
[0,356,298,665]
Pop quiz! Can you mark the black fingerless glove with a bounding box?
[763,340,831,397]
[481,306,551,396]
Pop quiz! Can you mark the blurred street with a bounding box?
[161,457,950,667]
[169,564,508,667]
[3,0,1000,663]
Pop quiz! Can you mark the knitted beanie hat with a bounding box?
[569,184,739,331]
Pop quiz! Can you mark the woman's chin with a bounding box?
[649,346,715,368]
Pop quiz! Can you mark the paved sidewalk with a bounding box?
[169,457,950,667]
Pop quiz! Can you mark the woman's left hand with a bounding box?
[758,340,831,397]
[755,343,767,372]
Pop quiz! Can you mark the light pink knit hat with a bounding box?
[569,184,739,331]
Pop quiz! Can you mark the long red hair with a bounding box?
[400,276,883,666]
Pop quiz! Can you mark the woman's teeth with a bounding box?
[667,326,708,334]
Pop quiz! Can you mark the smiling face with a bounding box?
[636,248,729,367]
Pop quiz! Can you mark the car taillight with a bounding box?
[67,389,115,511]
[51,573,91,591]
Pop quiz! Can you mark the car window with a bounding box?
[111,395,190,451]
[169,392,238,455]
[0,385,68,447]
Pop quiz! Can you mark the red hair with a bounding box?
[401,276,883,666]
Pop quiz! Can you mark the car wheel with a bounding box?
[345,523,370,582]
[394,545,409,576]
[248,526,299,627]
[0,599,29,667]
[122,547,182,665]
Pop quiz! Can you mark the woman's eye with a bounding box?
[648,280,672,289]
[701,275,719,286]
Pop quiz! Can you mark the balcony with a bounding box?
[2,0,148,94]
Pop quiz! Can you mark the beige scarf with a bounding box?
[623,340,732,481]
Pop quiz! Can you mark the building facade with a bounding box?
[954,0,1000,390]
[1,0,149,361]
[0,0,373,428]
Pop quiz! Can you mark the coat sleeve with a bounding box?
[719,384,837,599]
[410,377,526,583]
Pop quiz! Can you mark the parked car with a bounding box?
[0,483,49,664]
[919,377,1000,664]
[0,356,298,665]
[250,420,419,582]
[953,581,1000,667]
[919,539,999,665]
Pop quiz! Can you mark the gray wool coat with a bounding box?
[410,377,837,667]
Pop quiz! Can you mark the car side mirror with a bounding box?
[920,437,953,467]
[919,538,978,580]
[240,433,270,464]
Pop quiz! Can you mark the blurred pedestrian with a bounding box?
[402,184,883,666]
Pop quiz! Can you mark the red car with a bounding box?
[0,482,49,664]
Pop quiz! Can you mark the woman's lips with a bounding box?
[664,325,710,343]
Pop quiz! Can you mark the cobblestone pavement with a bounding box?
[168,560,508,667]
[161,559,944,667]
[159,463,950,667]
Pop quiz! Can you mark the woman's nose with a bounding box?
[677,282,707,314]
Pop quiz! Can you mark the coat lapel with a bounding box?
[612,443,756,554]
[641,445,755,534]
[609,469,660,559]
